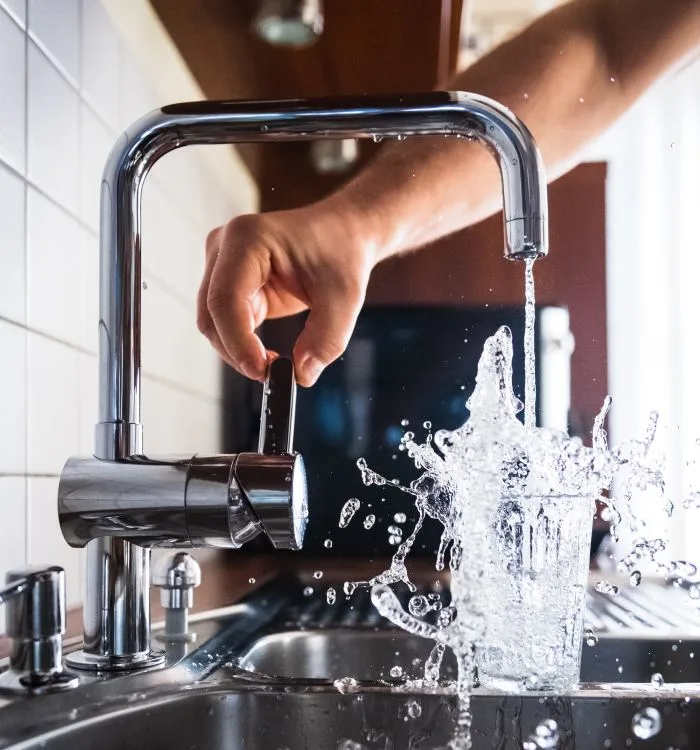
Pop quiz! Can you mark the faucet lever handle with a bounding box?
[259,357,297,455]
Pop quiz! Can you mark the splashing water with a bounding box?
[342,316,677,746]
[524,718,560,749]
[339,499,361,528]
[631,707,662,739]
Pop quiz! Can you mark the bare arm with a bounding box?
[198,0,700,386]
[331,0,700,260]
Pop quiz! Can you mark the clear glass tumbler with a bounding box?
[476,494,594,692]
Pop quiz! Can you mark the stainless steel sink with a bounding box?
[2,677,699,750]
[238,627,700,685]
[2,576,700,749]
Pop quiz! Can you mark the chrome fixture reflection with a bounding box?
[310,138,359,174]
[56,91,547,673]
[0,566,78,694]
[152,552,201,642]
[252,0,324,48]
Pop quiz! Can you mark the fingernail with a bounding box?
[300,356,324,386]
[238,358,264,382]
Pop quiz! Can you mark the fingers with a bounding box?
[205,222,269,381]
[293,276,365,387]
[197,228,236,368]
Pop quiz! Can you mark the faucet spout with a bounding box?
[66,91,547,672]
[98,92,547,457]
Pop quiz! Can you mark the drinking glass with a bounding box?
[476,494,594,692]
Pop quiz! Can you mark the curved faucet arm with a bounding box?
[97,91,548,461]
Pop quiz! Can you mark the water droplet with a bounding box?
[610,76,616,83]
[630,570,642,587]
[405,699,422,719]
[313,570,323,579]
[343,581,357,596]
[393,512,407,524]
[326,587,337,605]
[423,420,432,430]
[363,514,376,529]
[141,281,148,290]
[339,498,360,528]
[400,418,409,427]
[333,677,360,694]
[585,628,598,647]
[324,538,333,549]
[408,595,430,616]
[530,718,559,749]
[248,577,256,584]
[388,534,402,545]
[595,580,619,596]
[579,97,585,103]
[371,134,383,144]
[303,586,314,596]
[389,665,404,678]
[260,124,269,132]
[337,739,365,750]
[396,134,406,141]
[631,707,662,739]
[651,672,665,688]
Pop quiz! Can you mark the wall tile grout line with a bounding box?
[1,473,60,480]
[21,0,29,565]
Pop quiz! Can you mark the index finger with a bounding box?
[207,237,269,382]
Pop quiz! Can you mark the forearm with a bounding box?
[324,0,700,262]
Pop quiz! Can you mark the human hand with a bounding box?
[197,200,379,387]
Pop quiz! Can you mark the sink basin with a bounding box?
[238,628,700,685]
[3,680,699,750]
[2,576,700,749]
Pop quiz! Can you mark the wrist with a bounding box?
[316,188,392,269]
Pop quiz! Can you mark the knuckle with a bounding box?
[205,227,221,254]
[314,337,345,364]
[196,311,215,337]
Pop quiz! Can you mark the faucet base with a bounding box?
[66,648,165,672]
[0,668,79,695]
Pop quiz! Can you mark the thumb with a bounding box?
[293,277,365,387]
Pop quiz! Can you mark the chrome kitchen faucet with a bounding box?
[56,92,548,671]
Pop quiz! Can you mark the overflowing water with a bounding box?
[331,256,700,748]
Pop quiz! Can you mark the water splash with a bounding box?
[631,707,662,739]
[339,498,361,528]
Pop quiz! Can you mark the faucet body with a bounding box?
[57,92,548,671]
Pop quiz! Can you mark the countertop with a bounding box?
[0,552,444,660]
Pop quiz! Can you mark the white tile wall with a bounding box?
[0,7,26,172]
[26,187,83,346]
[0,321,26,475]
[0,162,26,322]
[0,0,253,630]
[0,478,26,632]
[27,41,80,215]
[27,0,80,85]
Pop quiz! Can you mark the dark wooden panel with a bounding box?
[150,0,463,99]
[366,162,609,435]
[150,0,464,186]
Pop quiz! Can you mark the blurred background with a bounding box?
[0,0,698,628]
